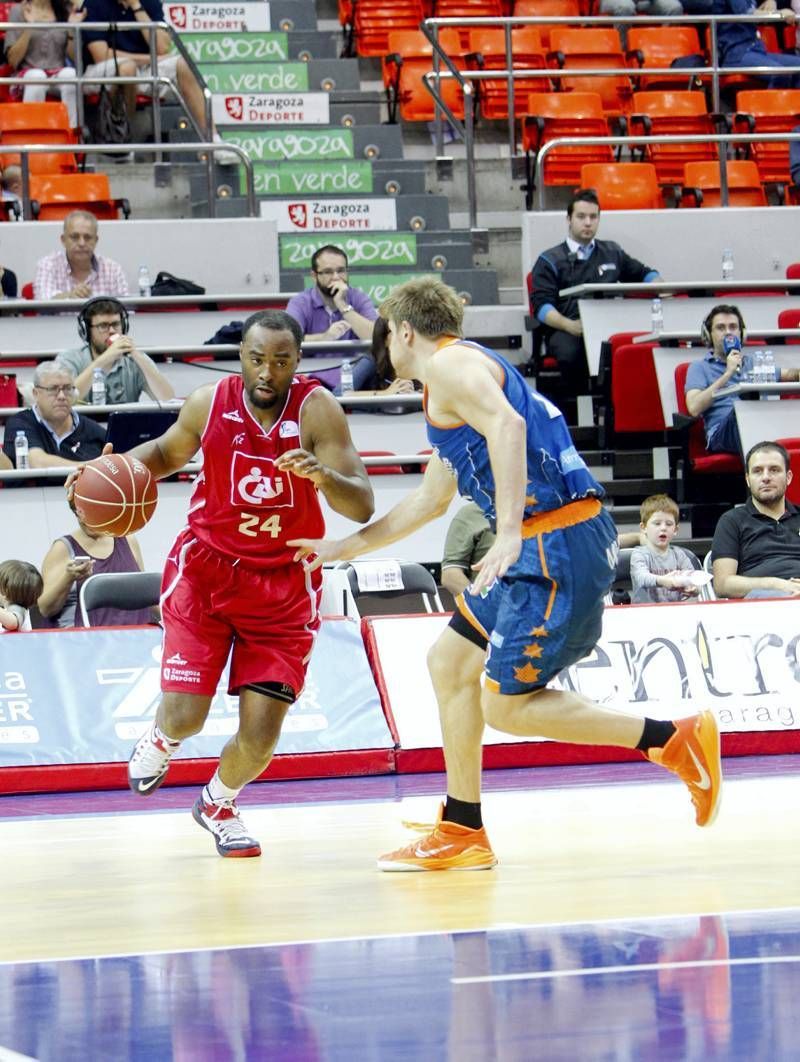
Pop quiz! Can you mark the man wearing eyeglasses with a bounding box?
[56,297,174,404]
[286,245,377,347]
[2,364,106,469]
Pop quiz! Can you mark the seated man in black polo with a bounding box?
[3,364,106,469]
[530,187,661,394]
[711,440,800,599]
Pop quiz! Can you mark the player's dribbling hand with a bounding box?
[64,442,114,500]
[469,533,521,596]
[275,448,326,485]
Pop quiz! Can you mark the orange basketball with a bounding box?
[73,453,158,537]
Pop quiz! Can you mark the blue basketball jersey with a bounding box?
[424,340,603,526]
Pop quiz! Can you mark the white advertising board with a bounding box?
[259,197,398,232]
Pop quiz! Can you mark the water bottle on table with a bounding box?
[340,357,354,394]
[14,431,28,470]
[138,265,152,298]
[650,297,664,335]
[92,367,106,405]
[721,248,734,282]
[752,350,764,396]
[763,350,779,400]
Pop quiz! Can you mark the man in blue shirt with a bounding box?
[714,0,800,86]
[685,303,799,455]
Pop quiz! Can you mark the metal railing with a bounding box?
[536,130,800,209]
[416,13,800,225]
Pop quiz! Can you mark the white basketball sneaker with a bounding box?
[192,794,262,858]
[127,724,179,796]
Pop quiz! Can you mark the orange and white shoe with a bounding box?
[377,804,497,872]
[647,710,722,827]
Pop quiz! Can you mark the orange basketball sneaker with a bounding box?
[377,804,497,872]
[646,710,722,827]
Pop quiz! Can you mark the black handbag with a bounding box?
[152,271,207,297]
[91,29,132,146]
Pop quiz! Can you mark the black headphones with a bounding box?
[77,297,130,344]
[700,304,747,347]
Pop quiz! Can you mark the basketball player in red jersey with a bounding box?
[122,310,374,857]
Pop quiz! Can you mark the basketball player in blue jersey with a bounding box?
[290,278,722,872]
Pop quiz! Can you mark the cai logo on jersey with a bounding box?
[231,451,294,508]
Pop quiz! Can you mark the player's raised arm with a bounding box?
[128,386,212,480]
[290,451,458,569]
[277,388,374,522]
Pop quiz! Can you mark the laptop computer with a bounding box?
[105,409,179,452]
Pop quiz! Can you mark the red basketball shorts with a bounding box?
[159,530,322,697]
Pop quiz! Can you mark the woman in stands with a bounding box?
[5,0,85,127]
[335,316,418,397]
[37,497,154,627]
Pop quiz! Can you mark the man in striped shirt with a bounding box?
[33,210,128,301]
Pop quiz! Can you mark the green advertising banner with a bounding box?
[245,161,373,196]
[280,234,419,270]
[200,62,309,94]
[220,128,354,162]
[304,272,434,303]
[181,32,289,64]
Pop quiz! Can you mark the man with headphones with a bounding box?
[530,188,661,396]
[56,297,175,404]
[685,303,800,455]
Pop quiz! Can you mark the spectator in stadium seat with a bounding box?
[441,501,496,598]
[630,493,699,603]
[79,0,238,162]
[2,363,106,468]
[531,188,661,394]
[4,0,83,127]
[38,496,152,627]
[33,210,128,300]
[714,0,800,87]
[1,164,22,208]
[287,245,377,351]
[56,296,175,403]
[685,303,800,455]
[712,440,800,598]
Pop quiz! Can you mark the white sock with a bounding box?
[153,722,180,749]
[205,769,241,804]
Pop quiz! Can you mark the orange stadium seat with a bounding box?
[625,27,706,91]
[547,28,633,117]
[679,160,767,207]
[733,89,800,185]
[521,92,611,204]
[384,29,467,124]
[778,307,800,327]
[28,173,131,221]
[786,264,800,281]
[352,0,425,58]
[579,162,664,209]
[439,0,505,49]
[628,90,718,185]
[512,0,581,51]
[0,100,77,140]
[467,27,550,119]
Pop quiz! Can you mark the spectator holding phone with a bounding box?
[38,496,152,627]
[56,295,175,403]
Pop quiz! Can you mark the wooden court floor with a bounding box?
[4,766,799,966]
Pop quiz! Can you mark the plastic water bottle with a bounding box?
[340,357,354,394]
[763,349,779,400]
[138,265,152,298]
[721,248,734,282]
[650,297,664,335]
[752,350,765,396]
[14,431,28,470]
[92,367,106,405]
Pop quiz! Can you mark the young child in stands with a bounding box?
[0,559,43,632]
[630,494,699,604]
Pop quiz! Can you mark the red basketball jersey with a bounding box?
[187,374,326,568]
